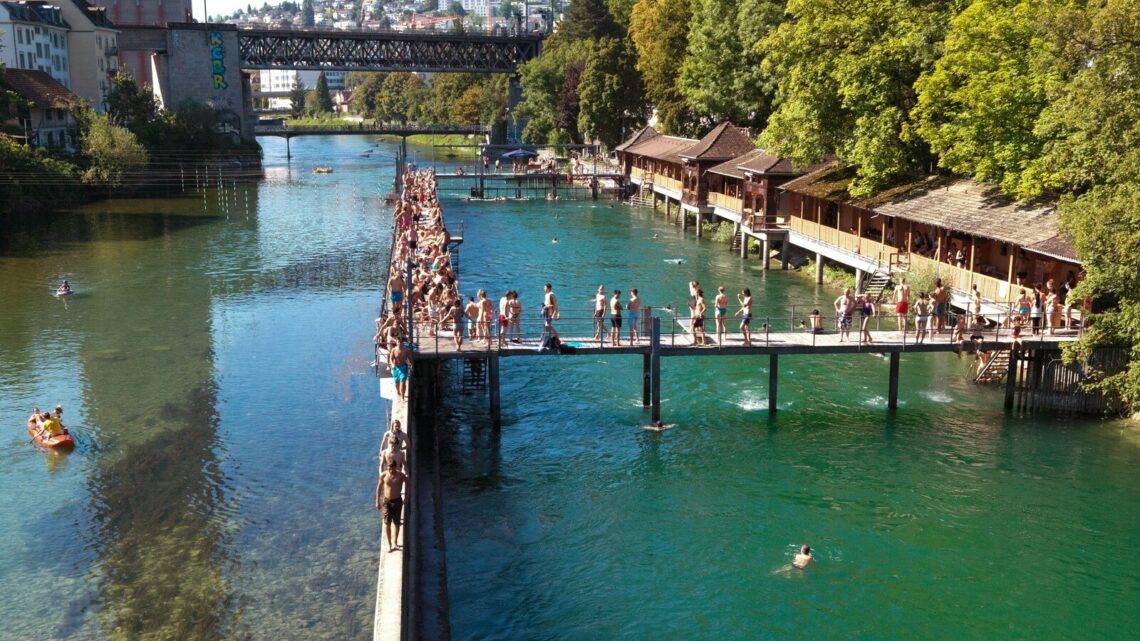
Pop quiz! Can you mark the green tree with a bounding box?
[448,1,466,16]
[350,73,386,116]
[451,85,484,125]
[607,0,638,27]
[289,77,307,119]
[679,0,781,130]
[104,70,159,128]
[629,0,693,135]
[314,71,334,113]
[909,0,1056,197]
[302,0,315,26]
[556,0,620,43]
[427,73,480,123]
[577,37,647,147]
[517,38,593,143]
[374,72,430,123]
[421,0,439,11]
[758,0,963,197]
[555,61,585,144]
[77,110,149,188]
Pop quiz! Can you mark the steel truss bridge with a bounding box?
[238,28,544,73]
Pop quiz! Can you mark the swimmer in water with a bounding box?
[653,233,659,239]
[551,238,559,244]
[793,544,813,569]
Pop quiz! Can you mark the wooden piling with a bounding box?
[768,354,778,413]
[762,239,770,270]
[651,318,661,422]
[1004,348,1019,411]
[488,354,501,427]
[888,352,900,410]
[642,353,651,407]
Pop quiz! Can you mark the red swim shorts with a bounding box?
[896,301,909,314]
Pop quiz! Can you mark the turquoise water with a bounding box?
[434,198,1140,639]
[1,135,1137,640]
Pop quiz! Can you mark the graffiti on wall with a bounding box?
[209,32,228,90]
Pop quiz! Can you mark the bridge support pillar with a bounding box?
[642,353,651,407]
[650,318,661,422]
[1004,348,1019,411]
[488,354,501,428]
[815,253,824,284]
[681,204,687,232]
[888,352,900,410]
[762,239,770,270]
[855,269,865,292]
[740,230,748,259]
[768,354,778,414]
[781,240,790,270]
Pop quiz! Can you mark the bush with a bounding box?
[802,258,856,290]
[0,138,83,213]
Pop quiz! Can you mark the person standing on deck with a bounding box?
[971,284,983,320]
[388,341,412,400]
[914,292,931,344]
[593,285,607,341]
[834,288,855,342]
[859,294,876,343]
[736,288,753,347]
[376,466,408,553]
[464,296,480,341]
[477,290,494,345]
[543,283,560,339]
[498,291,511,348]
[627,288,641,345]
[932,279,949,333]
[508,291,523,343]
[714,287,729,345]
[895,277,911,331]
[387,268,406,314]
[693,289,709,346]
[610,290,623,346]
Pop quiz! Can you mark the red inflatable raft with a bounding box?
[27,419,75,451]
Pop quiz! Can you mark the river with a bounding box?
[1,135,1138,640]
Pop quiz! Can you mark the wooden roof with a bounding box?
[781,162,1078,258]
[615,126,658,152]
[707,150,754,179]
[1025,234,1080,263]
[1,69,82,109]
[678,122,755,161]
[737,150,799,176]
[625,134,698,165]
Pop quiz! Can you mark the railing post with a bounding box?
[888,352,900,410]
[768,354,778,414]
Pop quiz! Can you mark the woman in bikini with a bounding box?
[913,292,931,344]
[714,287,729,345]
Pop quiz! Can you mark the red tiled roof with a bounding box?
[678,122,755,161]
[615,126,658,152]
[1,69,82,109]
[737,150,799,175]
[625,134,697,165]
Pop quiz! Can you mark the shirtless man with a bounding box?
[376,466,408,553]
[387,268,405,312]
[448,301,465,350]
[382,441,406,473]
[834,288,855,342]
[627,288,641,345]
[714,287,729,345]
[931,279,949,333]
[735,288,753,346]
[388,341,412,399]
[913,292,931,344]
[609,290,623,346]
[464,296,480,341]
[477,290,493,345]
[793,544,813,569]
[508,291,522,342]
[693,289,708,346]
[895,277,911,331]
[543,283,560,338]
[687,281,699,321]
[498,291,511,348]
[593,285,607,341]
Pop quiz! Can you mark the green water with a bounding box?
[1,136,1137,640]
[433,199,1140,639]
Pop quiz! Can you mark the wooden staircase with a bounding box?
[974,350,1012,384]
[861,270,892,303]
[729,227,744,252]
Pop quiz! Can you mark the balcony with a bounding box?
[630,167,682,194]
[708,191,742,214]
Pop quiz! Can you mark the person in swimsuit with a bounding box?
[627,288,641,345]
[714,286,729,345]
[389,341,413,399]
[834,289,855,342]
[464,296,480,340]
[387,270,405,308]
[1017,288,1032,324]
[735,288,753,346]
[498,291,511,348]
[543,283,560,338]
[859,294,875,344]
[593,285,607,341]
[895,277,910,331]
[507,291,522,343]
[693,289,708,346]
[477,290,493,345]
[793,544,813,569]
[932,280,949,333]
[914,292,931,344]
[810,309,824,333]
[609,290,623,346]
[376,466,408,553]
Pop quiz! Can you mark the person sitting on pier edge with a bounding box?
[376,464,407,553]
[810,309,824,334]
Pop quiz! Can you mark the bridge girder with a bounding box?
[238,29,543,73]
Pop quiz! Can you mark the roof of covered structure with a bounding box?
[678,122,755,161]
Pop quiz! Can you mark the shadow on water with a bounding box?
[79,380,247,641]
[0,210,224,258]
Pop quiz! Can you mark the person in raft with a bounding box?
[376,465,408,553]
[793,544,813,569]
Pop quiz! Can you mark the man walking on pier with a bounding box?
[895,277,911,331]
[388,341,412,400]
[376,465,408,553]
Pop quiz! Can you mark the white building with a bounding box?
[460,0,500,17]
[0,1,73,90]
[58,0,118,108]
[259,69,347,110]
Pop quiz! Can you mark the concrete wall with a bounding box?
[156,24,253,140]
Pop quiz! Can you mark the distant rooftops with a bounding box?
[2,68,82,108]
[0,1,71,28]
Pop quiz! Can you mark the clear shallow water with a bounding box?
[0,135,396,640]
[435,198,1140,640]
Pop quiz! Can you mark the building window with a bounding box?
[99,58,104,71]
[17,29,23,44]
[19,52,25,67]
[36,43,42,56]
[97,36,102,49]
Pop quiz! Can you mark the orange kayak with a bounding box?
[27,419,75,451]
